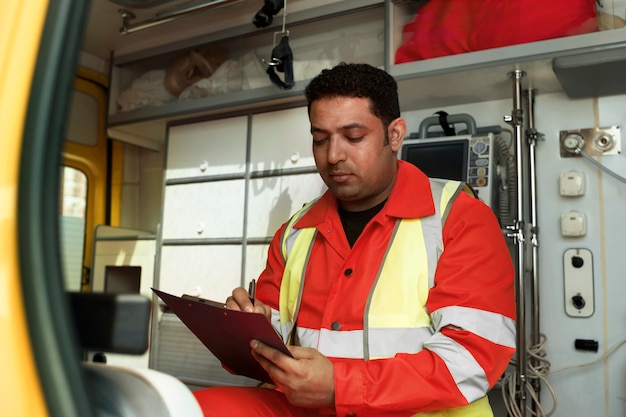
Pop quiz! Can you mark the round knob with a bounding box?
[571,255,584,268]
[572,294,586,310]
[196,222,205,235]
[472,141,488,155]
[199,161,209,172]
[290,152,300,163]
[563,133,584,153]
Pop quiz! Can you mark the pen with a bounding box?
[248,279,256,306]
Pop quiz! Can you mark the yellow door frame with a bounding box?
[62,74,109,290]
[0,1,51,416]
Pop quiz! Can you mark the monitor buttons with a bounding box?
[471,140,489,155]
[475,177,487,187]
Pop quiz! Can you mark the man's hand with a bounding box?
[251,340,335,408]
[225,287,271,321]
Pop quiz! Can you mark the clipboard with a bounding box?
[151,288,291,383]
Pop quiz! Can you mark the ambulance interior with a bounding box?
[48,1,626,416]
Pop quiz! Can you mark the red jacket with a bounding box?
[256,160,516,416]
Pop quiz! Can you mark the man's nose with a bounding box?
[327,137,346,164]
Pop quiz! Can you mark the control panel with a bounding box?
[563,248,594,318]
[467,134,496,208]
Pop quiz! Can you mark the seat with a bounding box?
[70,292,203,416]
[84,362,204,417]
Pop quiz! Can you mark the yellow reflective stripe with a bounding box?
[412,396,493,417]
[280,200,316,262]
[278,227,316,325]
[367,218,430,330]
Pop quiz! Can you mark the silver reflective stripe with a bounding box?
[419,213,443,290]
[295,327,320,348]
[318,329,363,358]
[270,308,292,343]
[299,327,434,359]
[421,178,463,288]
[431,306,516,349]
[367,327,434,358]
[423,332,490,403]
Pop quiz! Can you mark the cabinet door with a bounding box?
[247,173,326,239]
[161,180,245,240]
[250,107,314,172]
[158,245,242,301]
[166,115,248,180]
[245,243,269,285]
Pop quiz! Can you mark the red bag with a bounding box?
[395,0,598,64]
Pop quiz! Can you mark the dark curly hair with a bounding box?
[304,63,400,129]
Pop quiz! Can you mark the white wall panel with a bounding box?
[403,93,626,417]
[245,244,270,285]
[166,116,247,179]
[162,180,245,239]
[246,173,326,239]
[532,92,626,417]
[250,107,315,172]
[159,245,242,301]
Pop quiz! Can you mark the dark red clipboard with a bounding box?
[151,288,291,384]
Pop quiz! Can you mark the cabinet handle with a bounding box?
[290,152,300,163]
[199,160,209,172]
[196,222,205,235]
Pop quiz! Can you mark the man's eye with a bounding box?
[346,136,364,142]
[312,137,328,145]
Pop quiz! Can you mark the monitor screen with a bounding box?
[401,139,469,181]
[104,265,141,294]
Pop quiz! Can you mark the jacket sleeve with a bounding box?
[331,193,516,416]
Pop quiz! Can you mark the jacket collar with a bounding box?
[295,160,436,229]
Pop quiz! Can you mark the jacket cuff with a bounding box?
[330,359,363,417]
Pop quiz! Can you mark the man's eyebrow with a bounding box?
[341,123,366,130]
[310,123,366,134]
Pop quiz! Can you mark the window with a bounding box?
[59,166,88,291]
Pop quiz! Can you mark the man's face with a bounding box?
[309,96,405,212]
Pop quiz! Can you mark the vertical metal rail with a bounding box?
[525,88,543,413]
[505,69,527,416]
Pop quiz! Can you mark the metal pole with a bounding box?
[525,88,543,412]
[505,69,527,417]
[119,0,243,35]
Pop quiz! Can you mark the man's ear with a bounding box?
[388,117,406,152]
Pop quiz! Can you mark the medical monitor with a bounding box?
[399,134,497,208]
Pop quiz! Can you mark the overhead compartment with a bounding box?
[107,0,386,149]
[106,0,626,150]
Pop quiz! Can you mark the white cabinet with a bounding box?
[166,116,247,179]
[158,108,327,302]
[246,173,326,239]
[161,180,245,240]
[158,245,242,301]
[244,244,270,286]
[250,107,315,172]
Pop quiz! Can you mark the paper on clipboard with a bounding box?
[151,287,291,384]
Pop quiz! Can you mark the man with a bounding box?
[193,63,516,416]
